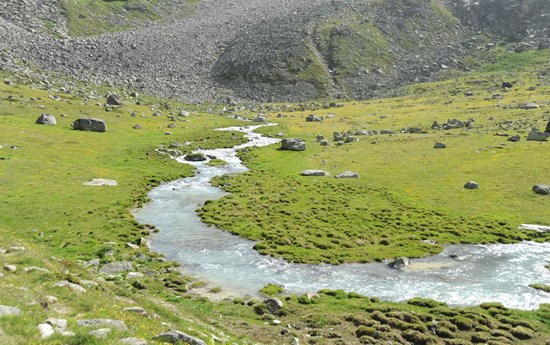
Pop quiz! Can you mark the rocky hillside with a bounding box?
[0,0,548,103]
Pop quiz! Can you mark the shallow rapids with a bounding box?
[134,125,550,310]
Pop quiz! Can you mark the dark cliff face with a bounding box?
[446,0,550,41]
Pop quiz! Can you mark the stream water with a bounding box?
[134,125,550,310]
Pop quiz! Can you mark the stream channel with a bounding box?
[134,125,550,310]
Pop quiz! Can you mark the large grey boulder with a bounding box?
[0,305,21,317]
[264,298,284,313]
[36,113,56,125]
[300,170,329,177]
[526,131,549,141]
[77,319,128,331]
[306,114,322,122]
[335,171,360,179]
[533,184,550,195]
[281,138,305,151]
[152,330,206,345]
[508,135,521,142]
[73,118,107,132]
[464,181,480,190]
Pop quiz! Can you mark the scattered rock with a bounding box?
[72,118,107,132]
[37,323,55,339]
[152,330,206,345]
[139,237,151,249]
[77,319,128,331]
[184,153,208,161]
[532,184,550,195]
[306,114,322,122]
[389,257,409,270]
[127,243,139,250]
[433,142,446,149]
[501,82,513,89]
[84,258,100,267]
[127,272,144,279]
[83,179,118,186]
[3,264,17,273]
[100,261,132,274]
[89,328,112,339]
[520,103,539,110]
[52,280,86,293]
[464,181,480,190]
[46,318,67,332]
[380,130,396,135]
[281,138,305,151]
[80,280,99,287]
[0,305,21,317]
[133,124,142,129]
[264,298,284,313]
[335,171,360,179]
[35,113,56,125]
[508,135,521,142]
[106,95,123,106]
[24,266,50,273]
[300,170,329,176]
[526,131,549,141]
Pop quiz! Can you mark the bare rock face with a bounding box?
[36,113,56,125]
[72,118,106,132]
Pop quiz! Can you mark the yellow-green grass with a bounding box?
[0,81,254,343]
[199,50,550,264]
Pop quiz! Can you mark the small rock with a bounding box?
[46,318,67,331]
[62,331,76,337]
[139,237,151,249]
[77,319,127,331]
[127,272,144,279]
[264,298,284,313]
[305,114,322,122]
[389,257,409,270]
[99,261,132,274]
[36,113,56,125]
[335,171,360,179]
[8,246,25,252]
[83,179,117,186]
[464,181,480,190]
[300,170,329,177]
[532,184,550,195]
[106,95,123,106]
[89,328,111,339]
[24,266,50,273]
[84,258,100,267]
[126,243,139,250]
[184,153,208,161]
[152,330,206,345]
[79,280,98,287]
[0,305,21,317]
[38,323,55,339]
[133,125,142,129]
[508,135,521,142]
[3,265,16,273]
[52,281,86,293]
[433,142,446,149]
[521,103,539,109]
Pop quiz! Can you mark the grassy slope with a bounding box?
[199,49,550,264]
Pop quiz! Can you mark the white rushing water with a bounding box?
[134,125,550,310]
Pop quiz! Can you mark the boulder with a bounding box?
[72,118,106,132]
[433,142,446,149]
[508,135,521,142]
[464,181,480,190]
[335,171,360,179]
[36,113,56,125]
[264,298,284,313]
[184,153,208,161]
[306,114,322,122]
[119,338,148,345]
[380,130,395,135]
[106,95,122,106]
[152,330,206,345]
[99,261,132,274]
[526,131,549,141]
[520,103,539,110]
[300,170,329,177]
[52,280,86,293]
[532,184,550,195]
[389,257,409,270]
[406,127,423,134]
[89,328,111,339]
[545,121,550,134]
[281,138,305,151]
[37,323,55,339]
[0,305,21,317]
[77,319,128,331]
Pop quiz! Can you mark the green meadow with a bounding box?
[0,48,549,344]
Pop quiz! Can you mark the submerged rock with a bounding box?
[184,153,208,161]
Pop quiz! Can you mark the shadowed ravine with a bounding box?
[134,125,550,310]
